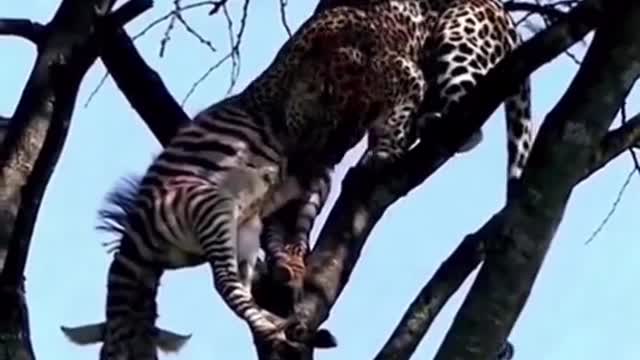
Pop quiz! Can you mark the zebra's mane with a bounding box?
[96,174,143,253]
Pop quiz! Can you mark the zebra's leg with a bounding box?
[362,53,426,170]
[261,207,291,282]
[237,214,264,295]
[101,252,162,360]
[62,248,190,359]
[270,169,332,290]
[195,190,288,342]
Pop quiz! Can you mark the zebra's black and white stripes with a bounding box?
[62,2,440,357]
[62,97,306,358]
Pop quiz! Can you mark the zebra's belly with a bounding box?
[155,245,207,269]
[145,226,207,269]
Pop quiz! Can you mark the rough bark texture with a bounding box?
[371,1,607,358]
[0,1,149,358]
[79,0,619,359]
[3,0,639,359]
[269,1,606,359]
[98,27,190,145]
[433,1,640,358]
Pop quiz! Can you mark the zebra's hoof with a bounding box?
[496,340,514,360]
[284,322,337,349]
[311,328,338,349]
[284,320,306,342]
[272,262,294,283]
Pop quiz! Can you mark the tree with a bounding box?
[0,0,638,359]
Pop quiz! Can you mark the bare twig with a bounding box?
[82,73,110,108]
[0,19,44,44]
[208,0,229,15]
[135,1,225,40]
[84,0,227,108]
[584,102,640,245]
[504,1,569,21]
[585,168,634,244]
[181,0,249,104]
[181,53,234,106]
[563,48,582,65]
[175,12,217,53]
[515,11,540,28]
[225,0,249,95]
[222,4,240,95]
[279,0,293,36]
[97,20,190,145]
[157,0,218,57]
[159,0,181,57]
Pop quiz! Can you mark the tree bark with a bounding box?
[285,2,605,359]
[433,0,640,358]
[1,0,622,359]
[0,1,150,358]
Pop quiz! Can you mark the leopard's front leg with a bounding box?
[362,52,426,171]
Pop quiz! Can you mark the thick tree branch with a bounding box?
[0,0,113,271]
[378,100,640,359]
[0,1,150,359]
[585,112,640,179]
[287,2,605,357]
[1,0,151,290]
[97,27,189,145]
[373,221,490,360]
[0,19,44,45]
[433,1,640,358]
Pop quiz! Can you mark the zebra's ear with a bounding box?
[60,323,105,345]
[155,328,192,353]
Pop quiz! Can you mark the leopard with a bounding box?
[264,0,534,307]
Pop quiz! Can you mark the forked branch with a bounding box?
[292,0,604,346]
[585,112,640,179]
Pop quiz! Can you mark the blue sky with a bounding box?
[1,1,639,359]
